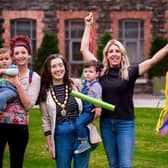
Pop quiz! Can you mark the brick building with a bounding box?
[0,0,168,92]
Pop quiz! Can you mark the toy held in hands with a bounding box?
[71,90,115,111]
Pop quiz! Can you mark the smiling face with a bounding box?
[106,44,122,67]
[13,46,30,67]
[50,57,66,85]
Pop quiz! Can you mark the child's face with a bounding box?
[0,53,12,68]
[83,66,99,82]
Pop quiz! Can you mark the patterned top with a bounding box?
[55,84,80,124]
[0,70,41,125]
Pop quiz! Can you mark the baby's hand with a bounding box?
[0,69,5,75]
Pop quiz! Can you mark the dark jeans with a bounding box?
[0,123,29,168]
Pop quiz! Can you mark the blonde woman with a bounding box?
[81,13,168,168]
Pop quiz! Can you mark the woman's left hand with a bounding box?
[3,75,21,87]
[92,107,102,119]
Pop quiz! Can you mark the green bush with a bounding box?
[148,36,168,78]
[96,32,112,61]
[33,33,59,74]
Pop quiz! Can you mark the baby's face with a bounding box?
[0,53,12,68]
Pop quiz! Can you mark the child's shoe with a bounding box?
[74,141,91,154]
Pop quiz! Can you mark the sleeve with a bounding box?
[129,64,140,81]
[40,101,52,136]
[89,82,102,100]
[28,72,41,108]
[5,67,19,76]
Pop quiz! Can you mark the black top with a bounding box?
[100,65,139,120]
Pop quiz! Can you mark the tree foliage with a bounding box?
[148,36,168,78]
[33,33,59,74]
[96,32,112,61]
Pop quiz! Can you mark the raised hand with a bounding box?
[85,12,93,25]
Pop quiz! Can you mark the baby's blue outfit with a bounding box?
[0,64,18,111]
[74,79,102,154]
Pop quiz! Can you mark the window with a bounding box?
[65,19,84,77]
[11,19,36,67]
[119,19,144,64]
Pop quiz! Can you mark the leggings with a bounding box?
[0,123,29,168]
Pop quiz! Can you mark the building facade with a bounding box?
[0,0,168,81]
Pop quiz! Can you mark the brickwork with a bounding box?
[0,1,167,94]
[2,10,44,48]
[56,11,98,57]
[165,11,168,38]
[112,11,152,60]
[0,0,167,52]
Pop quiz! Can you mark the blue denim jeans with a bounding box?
[0,84,17,111]
[100,118,135,168]
[75,111,94,140]
[54,120,91,168]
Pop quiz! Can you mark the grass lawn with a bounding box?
[3,108,168,167]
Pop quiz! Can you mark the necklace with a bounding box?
[50,84,69,116]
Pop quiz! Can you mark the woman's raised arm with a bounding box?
[80,13,98,62]
[139,44,168,75]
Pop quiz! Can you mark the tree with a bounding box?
[148,36,168,78]
[96,32,112,61]
[33,33,59,73]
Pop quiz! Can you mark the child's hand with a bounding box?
[0,69,5,75]
[92,107,102,119]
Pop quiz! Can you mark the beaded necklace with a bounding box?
[50,84,69,116]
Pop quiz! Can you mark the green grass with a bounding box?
[3,108,168,167]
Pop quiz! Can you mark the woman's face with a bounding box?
[13,46,30,66]
[50,57,65,85]
[106,44,122,67]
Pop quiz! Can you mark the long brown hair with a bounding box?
[39,54,73,102]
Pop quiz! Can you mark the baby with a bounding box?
[0,48,18,112]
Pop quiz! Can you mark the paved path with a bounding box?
[133,94,165,108]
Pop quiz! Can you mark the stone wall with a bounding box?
[0,0,167,37]
[0,0,167,94]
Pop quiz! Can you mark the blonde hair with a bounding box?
[102,39,130,80]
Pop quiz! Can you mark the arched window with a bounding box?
[11,19,36,66]
[65,19,84,77]
[119,19,144,64]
